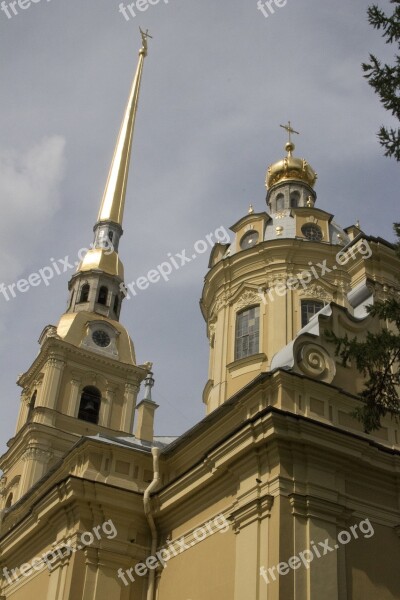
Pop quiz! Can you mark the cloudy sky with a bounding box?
[0,0,398,450]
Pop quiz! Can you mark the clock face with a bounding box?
[92,330,111,348]
[301,223,323,242]
[240,230,259,250]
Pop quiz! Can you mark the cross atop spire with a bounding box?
[139,27,152,57]
[280,121,299,144]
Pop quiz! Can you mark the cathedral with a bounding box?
[0,32,399,600]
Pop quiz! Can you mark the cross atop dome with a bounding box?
[280,121,299,157]
[266,124,317,190]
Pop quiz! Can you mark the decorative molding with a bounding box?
[17,337,143,393]
[333,279,351,293]
[23,447,53,463]
[210,294,228,319]
[47,355,65,369]
[275,210,290,219]
[374,283,400,303]
[208,322,216,347]
[299,284,333,302]
[289,494,353,527]
[21,391,30,406]
[235,290,261,311]
[1,475,21,500]
[227,353,267,373]
[125,382,139,395]
[229,494,274,534]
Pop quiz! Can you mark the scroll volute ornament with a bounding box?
[295,341,336,383]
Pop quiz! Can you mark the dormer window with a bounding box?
[290,191,300,208]
[276,193,284,211]
[240,230,259,250]
[302,223,323,241]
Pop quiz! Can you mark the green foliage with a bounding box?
[327,225,400,432]
[362,1,400,160]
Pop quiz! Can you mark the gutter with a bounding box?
[144,447,161,600]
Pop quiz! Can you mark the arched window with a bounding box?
[290,191,300,208]
[276,193,284,211]
[235,306,260,360]
[97,286,108,306]
[78,386,101,424]
[79,284,90,303]
[5,493,13,509]
[113,295,120,316]
[301,300,325,328]
[27,391,37,423]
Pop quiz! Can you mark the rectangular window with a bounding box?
[235,306,260,360]
[301,300,325,328]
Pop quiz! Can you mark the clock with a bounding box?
[240,230,259,250]
[301,223,323,242]
[92,330,111,348]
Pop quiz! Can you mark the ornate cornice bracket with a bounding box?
[229,494,274,534]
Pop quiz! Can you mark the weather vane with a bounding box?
[139,27,153,56]
[280,121,300,144]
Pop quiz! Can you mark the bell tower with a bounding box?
[0,31,152,508]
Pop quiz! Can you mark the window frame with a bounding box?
[234,305,260,361]
[301,299,326,328]
[276,193,285,211]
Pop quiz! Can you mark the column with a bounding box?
[39,355,65,425]
[121,383,139,434]
[67,379,81,417]
[20,447,53,496]
[99,387,115,429]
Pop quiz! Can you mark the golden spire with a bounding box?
[76,31,150,279]
[97,29,151,226]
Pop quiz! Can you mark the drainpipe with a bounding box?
[144,446,161,600]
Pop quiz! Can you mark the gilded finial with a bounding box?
[280,121,299,157]
[248,204,254,215]
[139,27,152,57]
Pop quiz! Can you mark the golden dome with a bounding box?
[266,142,317,189]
